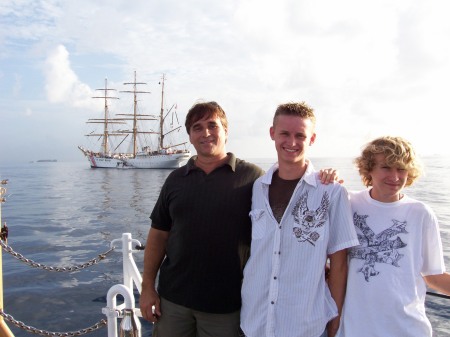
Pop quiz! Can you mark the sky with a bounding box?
[1,0,450,164]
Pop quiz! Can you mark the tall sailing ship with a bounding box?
[78,79,130,168]
[78,72,191,169]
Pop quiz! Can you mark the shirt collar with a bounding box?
[261,159,317,187]
[183,152,236,175]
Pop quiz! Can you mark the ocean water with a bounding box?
[0,156,449,337]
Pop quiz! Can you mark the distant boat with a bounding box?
[36,159,57,162]
[78,72,190,169]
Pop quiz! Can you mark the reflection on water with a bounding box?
[0,158,449,337]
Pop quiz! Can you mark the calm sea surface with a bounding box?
[1,157,449,337]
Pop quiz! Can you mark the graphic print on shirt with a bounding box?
[291,191,329,246]
[349,212,408,281]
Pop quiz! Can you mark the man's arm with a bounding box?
[140,227,169,322]
[424,272,450,296]
[327,249,348,337]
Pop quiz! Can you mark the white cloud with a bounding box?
[43,44,93,108]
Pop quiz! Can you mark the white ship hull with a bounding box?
[79,146,131,168]
[125,151,190,169]
[86,155,128,168]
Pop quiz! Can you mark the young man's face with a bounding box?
[189,114,228,159]
[270,114,316,165]
[369,153,408,202]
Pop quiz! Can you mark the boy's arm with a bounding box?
[327,249,348,337]
[424,272,450,296]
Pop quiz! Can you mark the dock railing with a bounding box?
[0,230,145,337]
[102,233,143,337]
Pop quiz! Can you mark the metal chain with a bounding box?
[0,309,107,336]
[0,239,114,272]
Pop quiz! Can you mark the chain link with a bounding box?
[0,309,107,336]
[0,239,114,272]
[0,235,120,335]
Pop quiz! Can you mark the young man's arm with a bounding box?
[327,249,348,337]
[139,227,169,322]
[318,169,344,185]
[424,272,450,295]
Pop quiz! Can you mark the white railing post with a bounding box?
[103,284,140,337]
[120,233,143,294]
[103,233,143,337]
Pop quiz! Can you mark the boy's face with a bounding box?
[369,153,408,202]
[270,115,316,165]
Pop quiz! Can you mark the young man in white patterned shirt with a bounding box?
[240,102,359,337]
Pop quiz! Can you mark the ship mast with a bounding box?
[114,72,186,157]
[159,74,165,150]
[86,78,122,154]
[158,74,187,150]
[120,71,152,157]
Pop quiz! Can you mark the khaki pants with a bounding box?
[152,297,241,337]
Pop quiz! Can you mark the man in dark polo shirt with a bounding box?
[139,101,264,337]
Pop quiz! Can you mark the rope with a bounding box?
[0,309,106,336]
[0,239,114,272]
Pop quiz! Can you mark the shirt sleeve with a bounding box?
[328,186,359,255]
[150,181,172,232]
[421,205,446,275]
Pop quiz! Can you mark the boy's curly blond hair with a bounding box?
[354,136,423,187]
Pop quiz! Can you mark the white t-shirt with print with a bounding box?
[337,189,446,337]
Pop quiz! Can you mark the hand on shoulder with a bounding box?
[318,168,344,185]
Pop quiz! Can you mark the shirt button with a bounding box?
[274,276,277,280]
[271,301,274,304]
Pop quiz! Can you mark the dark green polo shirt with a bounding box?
[150,153,264,313]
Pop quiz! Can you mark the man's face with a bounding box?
[189,114,228,158]
[270,114,316,165]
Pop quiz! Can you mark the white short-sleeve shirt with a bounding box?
[241,161,359,337]
[337,190,446,337]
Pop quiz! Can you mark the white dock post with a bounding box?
[103,284,141,337]
[121,233,142,294]
[103,233,144,337]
